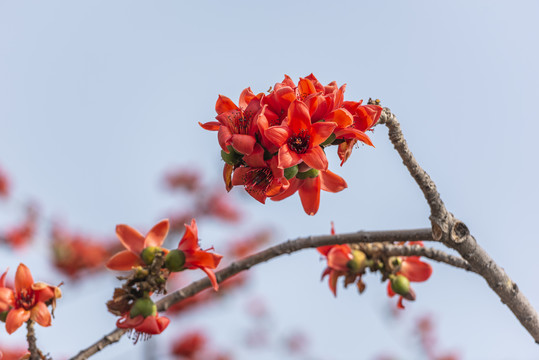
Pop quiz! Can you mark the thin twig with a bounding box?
[26,320,39,360]
[380,107,539,343]
[70,228,465,360]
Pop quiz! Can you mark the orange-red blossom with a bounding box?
[0,264,61,334]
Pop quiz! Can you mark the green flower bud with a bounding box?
[346,250,366,273]
[320,133,337,147]
[165,249,186,272]
[296,168,319,179]
[130,297,157,318]
[284,165,299,180]
[141,246,162,266]
[0,310,8,322]
[391,274,411,297]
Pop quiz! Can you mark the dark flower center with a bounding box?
[228,110,253,135]
[16,288,36,310]
[244,168,273,195]
[288,130,310,154]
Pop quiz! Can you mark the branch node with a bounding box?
[450,221,470,244]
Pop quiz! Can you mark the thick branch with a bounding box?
[380,107,539,342]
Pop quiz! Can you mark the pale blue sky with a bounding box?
[1,1,539,359]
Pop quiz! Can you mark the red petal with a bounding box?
[326,108,353,128]
[178,219,199,251]
[106,250,143,271]
[33,283,55,303]
[30,302,51,327]
[145,219,170,248]
[297,78,317,98]
[230,134,256,155]
[217,126,233,152]
[264,126,290,147]
[185,250,223,269]
[15,263,33,294]
[320,170,347,193]
[202,267,220,291]
[242,144,266,167]
[239,87,256,109]
[0,268,7,287]
[298,176,321,216]
[215,95,238,114]
[328,270,339,297]
[302,146,328,171]
[287,100,311,134]
[310,121,337,147]
[6,308,30,334]
[270,176,300,201]
[198,121,220,131]
[400,258,433,282]
[0,288,15,308]
[116,225,145,254]
[278,144,302,169]
[327,245,352,271]
[336,128,374,147]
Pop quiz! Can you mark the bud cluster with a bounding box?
[318,234,432,309]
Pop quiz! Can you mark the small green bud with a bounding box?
[320,133,336,147]
[141,246,162,265]
[346,250,366,273]
[165,249,186,272]
[391,275,411,297]
[130,297,157,318]
[284,165,299,180]
[0,310,8,322]
[296,168,319,179]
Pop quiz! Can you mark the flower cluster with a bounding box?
[201,74,382,215]
[317,226,432,309]
[106,219,222,342]
[0,264,61,334]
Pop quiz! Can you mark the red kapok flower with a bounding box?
[265,99,337,171]
[106,219,170,271]
[318,244,353,296]
[387,243,432,309]
[200,88,263,156]
[231,144,289,203]
[117,312,170,342]
[175,219,223,291]
[0,264,62,334]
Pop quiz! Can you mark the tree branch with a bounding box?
[70,228,465,360]
[379,107,539,343]
[26,320,39,360]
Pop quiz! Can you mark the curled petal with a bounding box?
[320,170,347,193]
[265,126,290,147]
[202,267,219,291]
[328,270,340,297]
[215,95,238,114]
[145,219,170,248]
[230,134,256,155]
[327,245,352,271]
[6,308,30,334]
[310,121,337,147]
[223,163,233,192]
[185,251,223,270]
[0,268,7,287]
[198,121,220,131]
[178,219,199,251]
[116,225,145,254]
[30,302,51,327]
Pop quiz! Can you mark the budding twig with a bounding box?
[69,228,466,360]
